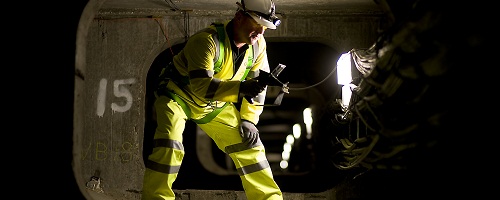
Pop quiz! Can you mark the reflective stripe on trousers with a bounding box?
[142,95,282,200]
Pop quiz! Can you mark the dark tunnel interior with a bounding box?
[140,1,494,197]
[39,0,494,199]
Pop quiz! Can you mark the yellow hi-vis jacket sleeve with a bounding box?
[172,22,270,125]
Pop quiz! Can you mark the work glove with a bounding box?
[239,120,259,146]
[239,79,266,98]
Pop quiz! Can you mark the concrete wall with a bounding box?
[74,1,382,199]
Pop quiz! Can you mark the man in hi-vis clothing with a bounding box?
[142,0,283,199]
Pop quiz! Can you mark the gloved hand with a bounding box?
[239,79,266,98]
[239,120,259,145]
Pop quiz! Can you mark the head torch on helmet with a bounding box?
[237,0,280,29]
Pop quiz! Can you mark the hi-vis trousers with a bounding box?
[142,95,283,200]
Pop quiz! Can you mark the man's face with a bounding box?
[237,11,267,45]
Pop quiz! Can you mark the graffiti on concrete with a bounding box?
[82,141,135,161]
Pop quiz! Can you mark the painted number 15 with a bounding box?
[96,78,136,117]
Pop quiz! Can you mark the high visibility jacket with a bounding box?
[164,21,270,125]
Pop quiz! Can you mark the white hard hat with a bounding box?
[236,0,280,29]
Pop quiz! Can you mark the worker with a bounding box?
[141,0,283,199]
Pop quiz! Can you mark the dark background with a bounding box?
[19,1,89,199]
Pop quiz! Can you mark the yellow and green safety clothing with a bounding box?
[142,21,283,200]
